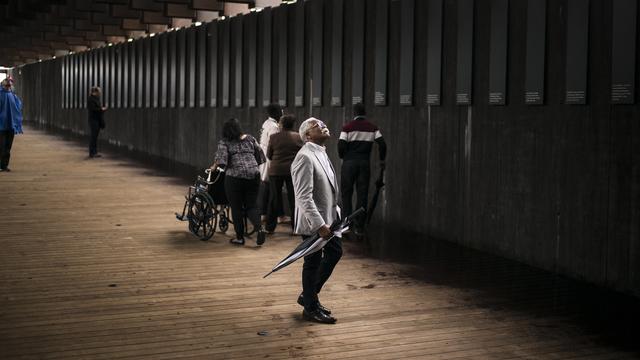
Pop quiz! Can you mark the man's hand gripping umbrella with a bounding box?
[263,207,365,278]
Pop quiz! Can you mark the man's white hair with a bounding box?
[298,117,320,142]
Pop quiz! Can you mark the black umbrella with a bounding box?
[366,168,385,224]
[263,207,365,278]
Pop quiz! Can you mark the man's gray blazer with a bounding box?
[291,142,340,236]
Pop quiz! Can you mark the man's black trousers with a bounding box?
[301,234,343,311]
[0,130,15,170]
[340,159,370,225]
[266,174,295,232]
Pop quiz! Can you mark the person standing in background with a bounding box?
[338,103,387,235]
[87,86,107,158]
[259,104,283,219]
[211,118,267,246]
[265,114,303,233]
[0,77,23,172]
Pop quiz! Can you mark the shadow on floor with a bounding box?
[350,227,640,353]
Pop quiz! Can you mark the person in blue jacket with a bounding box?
[0,77,23,172]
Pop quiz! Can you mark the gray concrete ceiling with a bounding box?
[0,0,258,67]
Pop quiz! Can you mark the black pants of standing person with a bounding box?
[225,175,261,240]
[0,130,15,170]
[88,119,101,157]
[260,180,285,217]
[266,174,295,232]
[301,234,343,311]
[340,159,370,229]
[258,180,269,216]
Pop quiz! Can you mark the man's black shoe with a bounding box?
[297,293,331,314]
[0,168,10,172]
[302,309,336,324]
[257,230,266,246]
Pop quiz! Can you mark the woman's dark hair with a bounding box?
[280,114,296,130]
[266,103,283,119]
[222,118,243,141]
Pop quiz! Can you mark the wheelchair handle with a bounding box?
[205,167,224,182]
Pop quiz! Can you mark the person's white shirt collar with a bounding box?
[306,141,326,153]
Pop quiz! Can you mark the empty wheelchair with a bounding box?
[175,167,253,240]
[175,168,222,241]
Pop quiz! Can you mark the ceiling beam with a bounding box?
[111,4,142,19]
[165,3,196,19]
[142,10,173,25]
[122,18,148,30]
[191,0,224,11]
[131,0,163,11]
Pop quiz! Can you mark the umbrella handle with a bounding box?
[334,207,365,230]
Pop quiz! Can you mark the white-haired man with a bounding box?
[290,117,340,324]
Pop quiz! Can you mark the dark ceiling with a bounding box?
[0,0,256,67]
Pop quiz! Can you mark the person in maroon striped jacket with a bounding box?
[337,103,387,235]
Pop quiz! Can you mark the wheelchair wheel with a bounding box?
[187,192,217,241]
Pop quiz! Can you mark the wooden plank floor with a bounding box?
[1,126,639,360]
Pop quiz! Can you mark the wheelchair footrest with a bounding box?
[175,213,186,221]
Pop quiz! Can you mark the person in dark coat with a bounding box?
[87,86,107,158]
[265,114,303,233]
[0,76,23,172]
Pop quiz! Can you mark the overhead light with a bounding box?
[108,43,113,47]
[149,33,156,37]
[52,56,56,59]
[38,59,42,62]
[220,16,226,20]
[194,21,202,26]
[127,38,133,42]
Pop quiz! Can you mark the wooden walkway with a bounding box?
[1,126,639,360]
